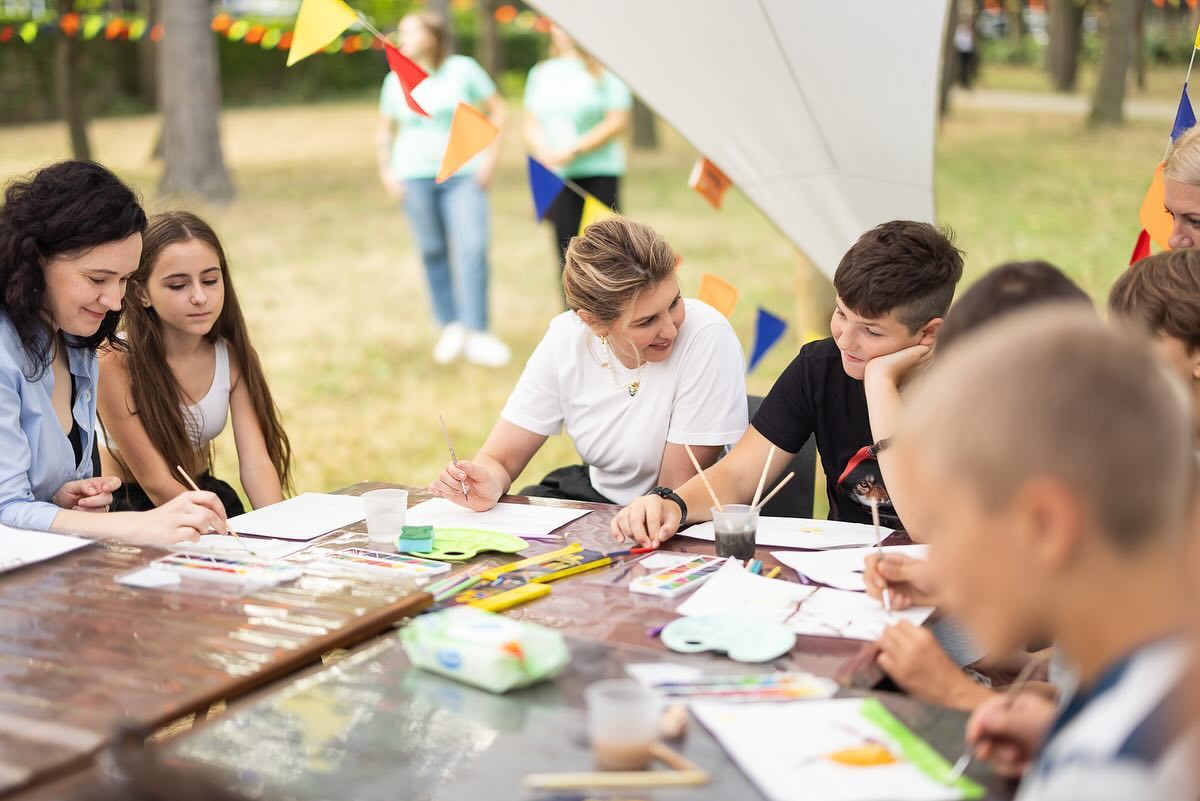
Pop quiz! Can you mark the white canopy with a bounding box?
[526,1,947,278]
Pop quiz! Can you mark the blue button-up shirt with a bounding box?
[0,312,97,531]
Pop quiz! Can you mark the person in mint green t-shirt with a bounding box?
[524,26,631,292]
[377,11,511,368]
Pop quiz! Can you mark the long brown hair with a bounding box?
[116,212,292,491]
[403,11,451,69]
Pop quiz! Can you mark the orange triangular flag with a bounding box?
[1139,162,1174,251]
[436,103,498,184]
[1130,229,1151,265]
[698,273,739,318]
[688,157,732,210]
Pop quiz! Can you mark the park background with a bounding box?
[0,0,1191,514]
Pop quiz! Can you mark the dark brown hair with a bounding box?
[939,260,1092,352]
[114,212,292,490]
[1109,250,1200,354]
[833,220,964,332]
[403,11,451,69]
[0,160,145,378]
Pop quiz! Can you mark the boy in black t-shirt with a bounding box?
[613,220,963,545]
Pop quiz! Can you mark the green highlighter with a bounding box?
[398,525,434,554]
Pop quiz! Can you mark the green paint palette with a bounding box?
[413,528,530,562]
[661,615,796,663]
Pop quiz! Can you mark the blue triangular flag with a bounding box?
[748,307,788,372]
[527,156,566,220]
[1172,84,1197,141]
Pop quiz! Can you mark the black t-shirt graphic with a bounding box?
[751,338,902,529]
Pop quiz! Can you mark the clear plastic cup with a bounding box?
[712,504,758,561]
[363,489,408,546]
[584,679,662,770]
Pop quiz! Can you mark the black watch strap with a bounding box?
[648,486,687,527]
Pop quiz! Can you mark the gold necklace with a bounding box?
[601,337,646,397]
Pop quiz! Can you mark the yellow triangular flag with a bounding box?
[578,194,618,236]
[1139,162,1174,251]
[698,273,739,319]
[287,0,359,67]
[1194,23,1200,50]
[436,103,499,184]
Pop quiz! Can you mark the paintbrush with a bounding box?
[175,465,254,556]
[944,657,1040,784]
[438,414,470,500]
[870,498,892,615]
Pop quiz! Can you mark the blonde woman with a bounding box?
[429,218,747,509]
[1162,124,1200,250]
[524,25,631,283]
[377,12,510,367]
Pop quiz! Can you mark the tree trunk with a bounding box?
[631,97,658,150]
[158,0,234,202]
[1048,0,1085,93]
[1089,0,1138,127]
[939,0,958,118]
[54,0,90,160]
[474,0,501,77]
[1134,0,1146,92]
[135,0,158,106]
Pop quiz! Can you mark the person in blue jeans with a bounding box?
[377,11,510,367]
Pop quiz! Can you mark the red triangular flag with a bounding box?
[385,44,429,117]
[1130,228,1151,266]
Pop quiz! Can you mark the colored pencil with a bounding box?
[765,565,782,579]
[433,575,481,602]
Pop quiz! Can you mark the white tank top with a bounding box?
[104,339,231,453]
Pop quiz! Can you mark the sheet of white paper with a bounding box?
[676,559,816,620]
[117,564,182,589]
[691,699,965,801]
[0,524,91,573]
[624,662,705,687]
[637,552,695,570]
[680,516,892,550]
[406,498,590,537]
[771,545,930,591]
[787,588,933,641]
[226,493,365,541]
[172,535,309,561]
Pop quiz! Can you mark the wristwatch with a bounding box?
[647,486,687,527]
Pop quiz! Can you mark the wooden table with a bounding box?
[0,523,430,797]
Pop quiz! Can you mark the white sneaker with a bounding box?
[464,331,511,367]
[433,323,467,364]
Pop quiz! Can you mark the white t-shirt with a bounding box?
[501,299,748,504]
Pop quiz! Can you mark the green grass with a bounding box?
[978,61,1187,103]
[0,98,1166,510]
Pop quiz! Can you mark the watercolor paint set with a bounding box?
[628,555,727,599]
[314,548,452,579]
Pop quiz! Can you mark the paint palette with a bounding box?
[628,554,726,598]
[118,552,303,591]
[661,615,797,663]
[314,548,451,579]
[420,528,529,562]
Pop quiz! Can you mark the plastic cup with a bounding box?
[585,679,662,770]
[363,489,408,546]
[712,504,758,561]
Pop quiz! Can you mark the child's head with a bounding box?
[121,212,292,489]
[938,260,1092,352]
[1109,250,1200,400]
[892,307,1192,655]
[831,221,963,379]
[564,217,682,365]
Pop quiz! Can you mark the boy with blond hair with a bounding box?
[892,307,1194,799]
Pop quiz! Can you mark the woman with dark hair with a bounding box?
[99,211,293,516]
[0,161,227,543]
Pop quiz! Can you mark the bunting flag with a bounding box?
[1139,162,1174,251]
[698,273,739,319]
[688,156,732,210]
[578,193,618,235]
[286,0,358,66]
[748,307,788,372]
[436,103,498,183]
[1129,229,1152,266]
[527,156,566,220]
[1172,85,1197,141]
[384,44,429,117]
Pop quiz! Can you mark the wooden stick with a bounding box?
[523,769,709,790]
[751,444,776,509]
[649,742,702,772]
[945,658,1040,783]
[175,465,240,539]
[683,444,723,512]
[871,499,892,614]
[752,471,794,511]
